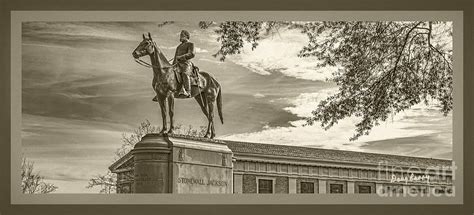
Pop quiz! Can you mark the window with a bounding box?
[330,184,344,193]
[300,182,315,193]
[258,179,273,194]
[358,185,372,194]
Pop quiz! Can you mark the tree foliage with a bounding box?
[86,171,117,194]
[115,120,160,159]
[87,120,207,193]
[21,158,58,194]
[198,21,453,140]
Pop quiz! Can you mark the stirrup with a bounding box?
[179,92,191,98]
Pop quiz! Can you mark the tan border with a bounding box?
[10,11,463,205]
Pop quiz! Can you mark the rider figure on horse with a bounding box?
[173,30,195,98]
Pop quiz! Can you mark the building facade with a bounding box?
[109,134,453,195]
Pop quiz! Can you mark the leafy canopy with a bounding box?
[197,21,453,140]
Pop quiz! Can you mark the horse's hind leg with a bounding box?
[195,94,210,137]
[194,94,208,118]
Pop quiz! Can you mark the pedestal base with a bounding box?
[131,134,233,194]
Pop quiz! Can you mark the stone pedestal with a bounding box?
[131,133,233,194]
[132,134,172,193]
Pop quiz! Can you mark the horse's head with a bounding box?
[132,32,155,59]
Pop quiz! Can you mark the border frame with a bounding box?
[1,0,473,215]
[10,10,464,205]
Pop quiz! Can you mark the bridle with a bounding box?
[134,41,175,69]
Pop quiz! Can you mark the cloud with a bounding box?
[159,45,176,50]
[23,22,138,41]
[222,89,452,156]
[283,88,337,118]
[21,114,128,193]
[228,28,339,81]
[253,93,266,98]
[431,22,453,53]
[195,47,209,53]
[57,93,101,99]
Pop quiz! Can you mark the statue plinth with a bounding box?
[131,133,233,194]
[131,134,171,193]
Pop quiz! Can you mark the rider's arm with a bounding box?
[172,48,179,64]
[181,42,195,60]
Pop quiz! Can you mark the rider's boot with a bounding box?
[179,74,192,98]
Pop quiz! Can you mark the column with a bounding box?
[289,177,297,194]
[347,181,355,194]
[233,173,243,194]
[318,179,327,194]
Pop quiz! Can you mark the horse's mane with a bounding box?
[153,43,173,68]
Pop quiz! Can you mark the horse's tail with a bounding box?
[217,85,224,124]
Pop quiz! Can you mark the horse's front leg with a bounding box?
[205,100,215,139]
[157,96,168,134]
[167,95,175,134]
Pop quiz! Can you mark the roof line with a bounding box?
[221,139,452,162]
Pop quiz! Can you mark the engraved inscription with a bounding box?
[177,177,228,187]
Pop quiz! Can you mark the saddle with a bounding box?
[174,64,204,88]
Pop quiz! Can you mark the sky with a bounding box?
[21,22,453,193]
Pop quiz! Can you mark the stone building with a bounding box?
[109,134,453,195]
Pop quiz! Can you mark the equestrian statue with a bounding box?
[132,31,223,139]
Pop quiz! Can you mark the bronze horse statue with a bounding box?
[132,33,223,139]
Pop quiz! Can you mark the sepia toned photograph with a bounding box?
[11,11,463,205]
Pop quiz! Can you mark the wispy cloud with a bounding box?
[23,22,139,41]
[222,89,452,157]
[195,47,209,53]
[22,114,127,192]
[228,28,339,81]
[253,93,266,98]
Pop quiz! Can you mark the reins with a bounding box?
[134,57,175,69]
